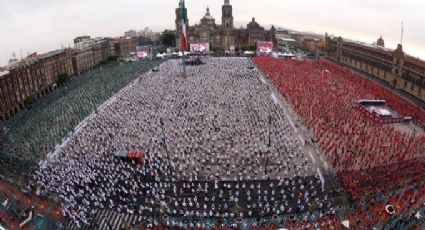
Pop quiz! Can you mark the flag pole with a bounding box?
[181,0,187,78]
[182,33,186,78]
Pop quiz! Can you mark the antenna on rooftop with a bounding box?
[20,49,23,60]
[400,21,404,45]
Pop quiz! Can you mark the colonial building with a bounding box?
[175,0,276,51]
[72,36,113,75]
[72,48,95,75]
[41,49,74,87]
[113,36,147,57]
[0,49,74,121]
[0,33,148,121]
[325,34,425,102]
[376,36,385,47]
[0,33,151,121]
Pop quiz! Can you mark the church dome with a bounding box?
[377,36,385,47]
[203,7,215,20]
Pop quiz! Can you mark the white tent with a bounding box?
[178,51,191,57]
[416,210,423,219]
[341,220,349,228]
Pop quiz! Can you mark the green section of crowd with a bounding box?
[0,60,161,177]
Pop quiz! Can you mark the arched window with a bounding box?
[226,22,230,28]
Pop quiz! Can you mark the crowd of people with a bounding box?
[0,55,422,228]
[254,57,425,226]
[31,58,340,228]
[0,61,161,176]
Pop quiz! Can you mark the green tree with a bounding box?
[161,30,176,47]
[23,95,36,107]
[241,45,255,51]
[157,47,167,54]
[58,72,69,85]
[106,55,119,62]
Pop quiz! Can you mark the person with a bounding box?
[32,57,334,226]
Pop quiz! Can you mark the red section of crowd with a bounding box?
[253,57,425,206]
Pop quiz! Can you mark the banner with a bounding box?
[136,46,151,59]
[230,45,235,55]
[257,41,273,56]
[190,43,210,53]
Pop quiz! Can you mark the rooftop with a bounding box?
[38,49,66,59]
[329,35,425,63]
[1,49,66,71]
[0,70,9,78]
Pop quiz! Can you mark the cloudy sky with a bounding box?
[0,0,424,65]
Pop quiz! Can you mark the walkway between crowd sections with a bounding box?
[254,62,332,175]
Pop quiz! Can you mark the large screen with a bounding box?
[136,46,151,59]
[190,43,210,53]
[256,41,273,56]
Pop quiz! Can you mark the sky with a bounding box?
[0,0,424,65]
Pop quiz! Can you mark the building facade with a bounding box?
[0,49,74,121]
[0,34,139,121]
[114,36,142,57]
[72,48,95,75]
[175,0,276,51]
[325,34,425,102]
[72,36,113,75]
[41,49,74,87]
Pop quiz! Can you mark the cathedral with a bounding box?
[175,0,276,51]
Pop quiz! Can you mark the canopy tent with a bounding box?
[128,150,145,165]
[341,220,349,228]
[372,108,391,117]
[114,150,145,164]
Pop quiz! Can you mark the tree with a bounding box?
[157,47,167,54]
[107,55,119,62]
[161,30,176,47]
[241,45,255,51]
[58,73,69,85]
[24,96,36,107]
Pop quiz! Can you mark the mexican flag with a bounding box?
[181,0,188,51]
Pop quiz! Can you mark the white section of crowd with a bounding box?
[33,58,331,227]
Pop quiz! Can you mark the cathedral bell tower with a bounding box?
[222,0,233,30]
[175,1,183,33]
[175,0,189,49]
